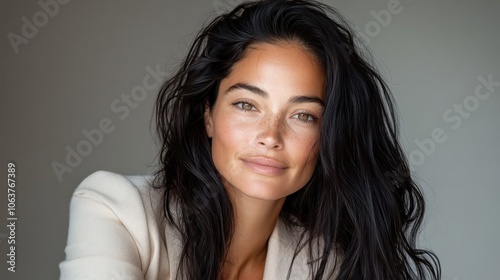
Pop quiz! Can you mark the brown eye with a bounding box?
[242,103,253,111]
[233,101,256,111]
[293,112,316,123]
[298,113,309,121]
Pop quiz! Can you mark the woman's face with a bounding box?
[204,42,325,201]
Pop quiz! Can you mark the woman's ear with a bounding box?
[204,103,214,138]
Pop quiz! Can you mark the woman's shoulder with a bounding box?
[60,170,171,279]
[73,170,163,211]
[73,170,155,199]
[70,169,168,238]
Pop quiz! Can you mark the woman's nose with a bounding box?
[256,116,285,149]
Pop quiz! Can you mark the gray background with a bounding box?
[1,0,499,279]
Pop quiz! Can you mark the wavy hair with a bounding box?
[152,0,441,279]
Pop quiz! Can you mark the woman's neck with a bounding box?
[222,184,286,280]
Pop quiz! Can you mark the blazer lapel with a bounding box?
[263,219,311,280]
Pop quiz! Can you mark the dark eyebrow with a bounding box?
[289,96,324,107]
[225,83,268,97]
[225,82,324,107]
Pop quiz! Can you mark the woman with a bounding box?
[60,0,441,279]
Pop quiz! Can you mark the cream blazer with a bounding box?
[59,171,337,279]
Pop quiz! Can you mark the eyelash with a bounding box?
[231,100,318,123]
[293,111,318,123]
[232,100,256,112]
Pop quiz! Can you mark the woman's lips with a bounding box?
[241,157,288,176]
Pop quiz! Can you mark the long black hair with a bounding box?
[153,0,441,279]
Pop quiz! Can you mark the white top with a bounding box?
[59,170,337,279]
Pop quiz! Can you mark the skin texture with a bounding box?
[204,42,325,279]
[205,41,325,201]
